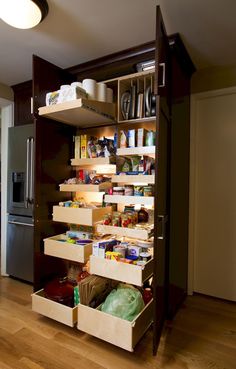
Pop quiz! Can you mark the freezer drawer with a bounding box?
[6,215,34,283]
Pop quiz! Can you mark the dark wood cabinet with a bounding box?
[13,6,194,355]
[12,80,32,126]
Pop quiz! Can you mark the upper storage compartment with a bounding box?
[117,70,156,123]
[38,99,116,127]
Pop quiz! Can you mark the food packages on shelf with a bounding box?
[58,198,102,209]
[63,171,111,185]
[78,275,117,308]
[119,129,155,148]
[101,284,145,321]
[46,85,88,106]
[116,155,155,175]
[92,239,120,258]
[75,135,116,159]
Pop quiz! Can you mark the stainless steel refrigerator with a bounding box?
[6,124,34,283]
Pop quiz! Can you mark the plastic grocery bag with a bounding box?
[101,284,144,321]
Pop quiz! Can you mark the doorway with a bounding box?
[189,88,236,301]
[0,100,14,276]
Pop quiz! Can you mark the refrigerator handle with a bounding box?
[25,138,30,208]
[29,137,34,204]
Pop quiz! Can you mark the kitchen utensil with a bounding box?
[145,86,151,117]
[121,91,131,120]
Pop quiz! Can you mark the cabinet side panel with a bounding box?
[34,117,76,291]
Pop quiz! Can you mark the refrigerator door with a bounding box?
[8,124,34,217]
[6,215,34,283]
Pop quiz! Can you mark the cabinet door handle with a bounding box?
[30,97,33,114]
[158,215,168,239]
[29,137,34,203]
[25,138,30,208]
[8,221,34,227]
[159,63,166,88]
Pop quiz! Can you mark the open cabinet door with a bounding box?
[153,6,171,354]
[32,56,76,291]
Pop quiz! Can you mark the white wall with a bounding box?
[0,85,14,276]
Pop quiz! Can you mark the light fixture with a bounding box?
[0,0,49,29]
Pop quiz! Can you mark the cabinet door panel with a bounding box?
[153,5,171,355]
[32,55,76,291]
[32,55,74,113]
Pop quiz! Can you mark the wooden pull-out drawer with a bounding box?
[96,223,153,240]
[32,289,77,327]
[52,206,111,226]
[44,234,92,263]
[77,299,153,352]
[90,256,153,286]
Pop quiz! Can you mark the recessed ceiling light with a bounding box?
[0,0,49,29]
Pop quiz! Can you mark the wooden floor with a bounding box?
[0,275,235,369]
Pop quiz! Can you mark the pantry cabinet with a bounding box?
[28,6,195,355]
[12,80,32,126]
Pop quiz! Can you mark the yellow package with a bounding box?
[80,134,88,158]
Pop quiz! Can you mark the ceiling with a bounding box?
[0,0,235,86]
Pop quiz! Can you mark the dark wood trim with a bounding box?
[11,80,32,92]
[67,41,155,75]
[168,33,196,77]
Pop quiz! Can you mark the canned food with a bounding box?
[143,186,153,197]
[140,252,152,262]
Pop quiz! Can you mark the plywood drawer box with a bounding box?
[96,223,153,240]
[32,289,77,327]
[52,206,111,226]
[77,299,153,351]
[44,234,92,263]
[90,256,153,286]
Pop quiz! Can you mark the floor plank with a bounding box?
[0,275,235,369]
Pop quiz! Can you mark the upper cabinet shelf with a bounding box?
[38,99,116,127]
[71,157,116,166]
[117,146,156,158]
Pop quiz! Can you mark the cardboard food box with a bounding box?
[80,135,88,158]
[137,128,148,147]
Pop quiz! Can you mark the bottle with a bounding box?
[138,206,149,223]
[120,130,127,148]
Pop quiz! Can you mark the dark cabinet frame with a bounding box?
[12,6,195,355]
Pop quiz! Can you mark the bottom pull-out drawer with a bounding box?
[32,289,77,327]
[77,299,153,351]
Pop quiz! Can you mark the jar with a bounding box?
[103,213,112,225]
[113,186,125,195]
[112,216,120,227]
[124,185,134,196]
[121,214,129,228]
[142,288,153,304]
[140,252,152,262]
[143,186,153,197]
[138,207,149,223]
